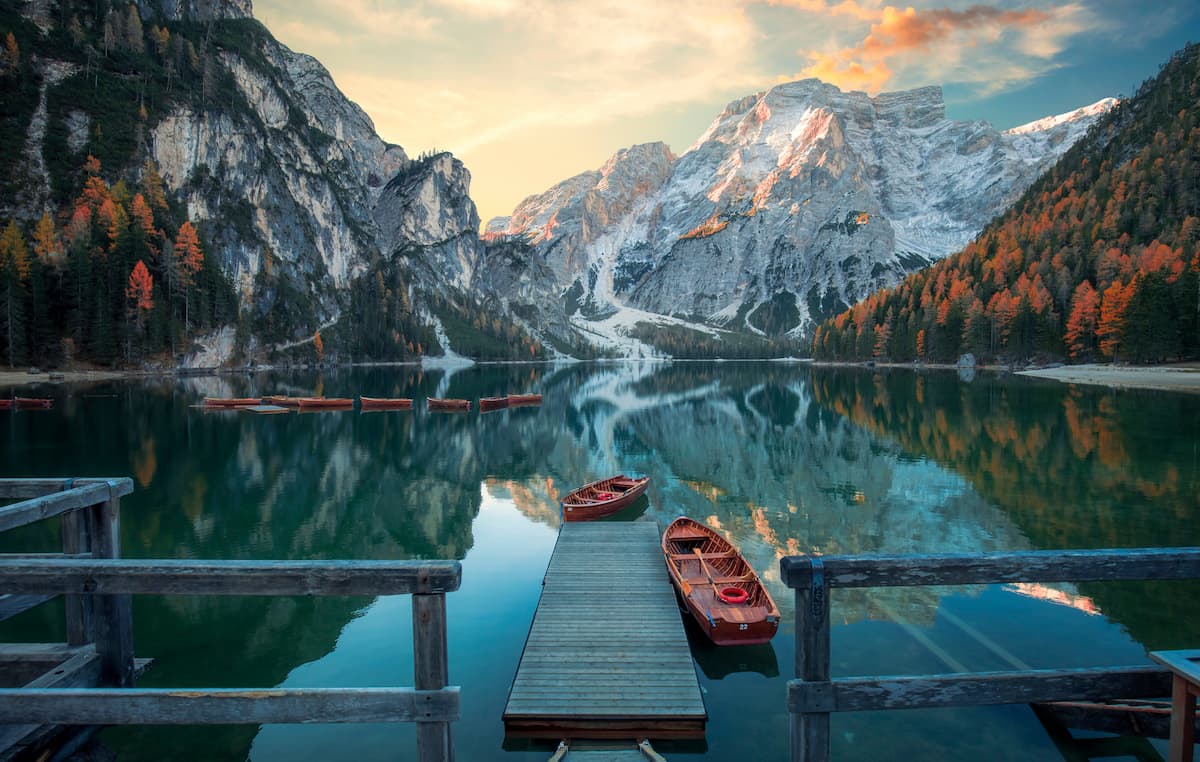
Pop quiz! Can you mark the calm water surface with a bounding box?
[2,362,1198,761]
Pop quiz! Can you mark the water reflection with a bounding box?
[1,361,1197,760]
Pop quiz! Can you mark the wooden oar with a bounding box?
[693,548,722,592]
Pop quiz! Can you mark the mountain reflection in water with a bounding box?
[0,361,1196,761]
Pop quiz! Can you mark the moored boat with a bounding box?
[12,397,54,409]
[360,396,413,409]
[661,516,779,646]
[203,397,262,408]
[478,396,509,411]
[0,400,10,410]
[560,474,649,521]
[507,393,542,406]
[296,397,354,408]
[263,395,302,407]
[427,397,471,411]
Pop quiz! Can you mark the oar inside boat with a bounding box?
[693,548,747,605]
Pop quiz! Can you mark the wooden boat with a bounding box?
[14,397,54,409]
[507,393,542,406]
[427,397,471,411]
[263,395,303,407]
[203,397,262,408]
[0,400,10,410]
[360,396,413,409]
[560,474,649,521]
[478,396,509,411]
[296,397,354,408]
[661,516,779,646]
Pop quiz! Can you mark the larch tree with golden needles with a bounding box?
[126,260,154,358]
[173,221,204,329]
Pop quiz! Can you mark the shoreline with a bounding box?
[1015,362,1200,393]
[3,360,1200,395]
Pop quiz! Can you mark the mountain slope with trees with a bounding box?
[812,44,1200,365]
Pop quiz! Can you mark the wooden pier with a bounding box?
[0,478,461,762]
[504,522,706,740]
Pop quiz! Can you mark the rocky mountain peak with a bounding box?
[139,0,253,21]
[487,78,1116,345]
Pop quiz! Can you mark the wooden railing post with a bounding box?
[61,499,93,647]
[792,556,830,762]
[88,482,134,688]
[413,592,452,762]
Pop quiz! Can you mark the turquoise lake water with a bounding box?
[1,361,1198,760]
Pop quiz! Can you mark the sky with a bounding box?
[253,0,1200,227]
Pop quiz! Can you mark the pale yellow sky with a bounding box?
[250,0,1167,226]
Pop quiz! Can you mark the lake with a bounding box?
[2,361,1198,760]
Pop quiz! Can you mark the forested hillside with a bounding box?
[812,44,1200,365]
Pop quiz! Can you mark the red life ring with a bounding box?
[718,587,748,605]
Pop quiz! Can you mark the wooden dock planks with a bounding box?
[504,522,706,739]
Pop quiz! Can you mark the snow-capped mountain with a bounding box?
[486,80,1115,336]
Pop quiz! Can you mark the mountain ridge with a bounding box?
[485,79,1115,347]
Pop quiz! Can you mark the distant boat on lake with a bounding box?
[360,396,413,410]
[478,396,509,411]
[662,516,779,646]
[507,393,542,406]
[296,397,354,408]
[203,397,261,408]
[427,397,471,411]
[560,475,649,521]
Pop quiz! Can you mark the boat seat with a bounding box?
[672,552,734,560]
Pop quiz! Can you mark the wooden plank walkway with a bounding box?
[504,522,706,740]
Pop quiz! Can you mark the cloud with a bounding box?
[773,2,1096,95]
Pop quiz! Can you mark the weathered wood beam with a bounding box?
[0,483,123,534]
[787,666,1172,713]
[0,687,460,724]
[0,478,133,501]
[1033,699,1200,740]
[0,559,463,596]
[0,593,54,623]
[780,548,1200,589]
[414,593,451,762]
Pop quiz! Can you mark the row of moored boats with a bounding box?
[0,397,53,410]
[559,474,779,647]
[203,393,542,411]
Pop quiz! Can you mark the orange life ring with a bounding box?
[718,587,748,605]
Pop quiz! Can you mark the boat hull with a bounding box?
[561,475,649,521]
[506,393,542,406]
[478,397,509,411]
[296,397,354,408]
[427,398,471,411]
[360,397,413,409]
[203,397,261,408]
[12,397,53,409]
[661,517,780,646]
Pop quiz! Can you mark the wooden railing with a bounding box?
[779,548,1200,762]
[0,478,461,762]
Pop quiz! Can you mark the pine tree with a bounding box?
[0,221,30,367]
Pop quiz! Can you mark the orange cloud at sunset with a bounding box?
[783,3,1065,94]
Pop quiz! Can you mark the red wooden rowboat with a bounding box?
[360,396,413,409]
[263,395,302,407]
[560,475,649,521]
[661,517,779,646]
[507,393,542,406]
[427,397,471,411]
[478,396,509,411]
[296,397,354,408]
[14,397,54,409]
[203,397,262,407]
